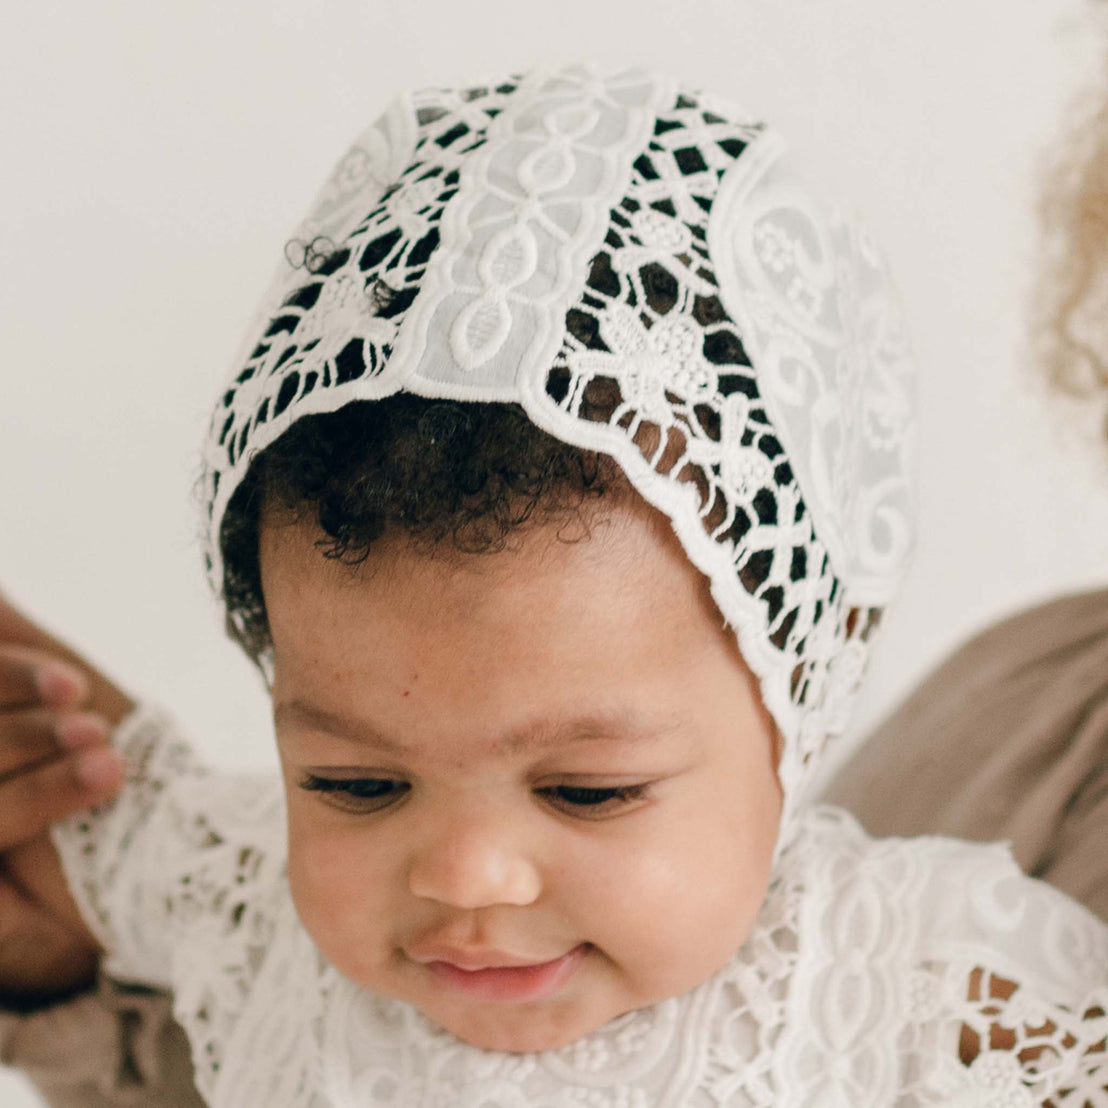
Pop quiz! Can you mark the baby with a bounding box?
[26,66,1108,1105]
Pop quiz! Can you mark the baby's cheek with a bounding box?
[573,831,751,998]
[285,813,396,983]
[612,803,772,995]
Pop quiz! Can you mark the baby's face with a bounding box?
[261,496,782,1053]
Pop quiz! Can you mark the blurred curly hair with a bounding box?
[1033,13,1108,427]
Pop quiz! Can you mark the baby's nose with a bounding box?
[407,810,542,909]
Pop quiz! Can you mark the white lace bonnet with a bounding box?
[200,65,916,841]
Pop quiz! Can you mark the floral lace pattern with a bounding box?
[52,709,1108,1107]
[708,133,916,609]
[202,77,522,579]
[198,66,914,839]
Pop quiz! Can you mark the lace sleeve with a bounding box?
[50,705,287,993]
[785,809,1108,1106]
[918,852,1108,1105]
[951,967,1107,1104]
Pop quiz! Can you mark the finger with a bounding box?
[0,646,88,710]
[0,710,109,779]
[0,747,124,848]
[0,602,134,726]
[0,601,134,727]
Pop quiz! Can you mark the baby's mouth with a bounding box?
[412,944,590,1002]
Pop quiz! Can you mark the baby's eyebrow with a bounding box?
[495,713,681,756]
[274,700,406,751]
[273,699,680,756]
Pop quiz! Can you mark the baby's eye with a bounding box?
[536,783,649,820]
[298,774,410,814]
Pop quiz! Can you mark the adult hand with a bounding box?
[0,593,132,1006]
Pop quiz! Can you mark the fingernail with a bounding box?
[36,665,87,705]
[56,713,109,749]
[75,747,122,789]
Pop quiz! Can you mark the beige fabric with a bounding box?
[0,973,204,1108]
[825,587,1108,921]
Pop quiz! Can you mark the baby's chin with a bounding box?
[408,968,632,1053]
[420,992,639,1054]
[440,1013,605,1054]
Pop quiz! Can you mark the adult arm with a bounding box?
[0,595,206,1107]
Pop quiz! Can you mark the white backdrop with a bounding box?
[3,1,1107,1103]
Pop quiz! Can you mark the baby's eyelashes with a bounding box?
[535,783,651,820]
[295,773,655,820]
[298,773,410,814]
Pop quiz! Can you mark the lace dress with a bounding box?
[52,707,1108,1107]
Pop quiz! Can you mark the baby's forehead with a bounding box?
[263,490,766,769]
[261,489,718,637]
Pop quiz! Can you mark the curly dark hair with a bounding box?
[219,396,626,660]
